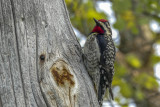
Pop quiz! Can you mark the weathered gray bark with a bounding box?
[0,0,99,107]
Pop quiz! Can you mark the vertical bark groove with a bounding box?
[10,0,26,106]
[8,56,17,107]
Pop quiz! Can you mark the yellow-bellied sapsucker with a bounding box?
[83,18,116,106]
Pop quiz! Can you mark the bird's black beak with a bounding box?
[93,18,100,25]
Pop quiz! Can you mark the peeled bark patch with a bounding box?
[50,60,75,88]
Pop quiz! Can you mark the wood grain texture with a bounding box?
[0,0,99,106]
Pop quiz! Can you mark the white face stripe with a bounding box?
[99,21,112,35]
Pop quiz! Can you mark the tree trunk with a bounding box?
[0,0,99,106]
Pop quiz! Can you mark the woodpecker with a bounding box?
[83,18,116,106]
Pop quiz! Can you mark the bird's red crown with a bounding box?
[98,19,108,22]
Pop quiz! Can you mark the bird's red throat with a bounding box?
[92,25,104,34]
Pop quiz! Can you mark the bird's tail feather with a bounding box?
[98,84,106,107]
[98,68,107,106]
[98,67,114,106]
[109,86,114,100]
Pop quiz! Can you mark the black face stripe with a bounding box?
[104,22,110,27]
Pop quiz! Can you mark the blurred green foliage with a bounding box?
[65,0,106,35]
[125,54,142,68]
[65,0,160,106]
[133,73,159,90]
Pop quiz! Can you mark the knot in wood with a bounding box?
[40,54,45,61]
[50,60,75,88]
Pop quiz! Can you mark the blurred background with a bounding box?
[65,0,160,107]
